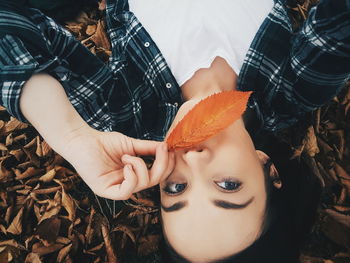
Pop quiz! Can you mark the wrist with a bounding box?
[55,123,97,158]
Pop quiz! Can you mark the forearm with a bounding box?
[19,73,91,156]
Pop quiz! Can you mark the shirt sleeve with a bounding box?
[0,34,39,123]
[290,0,350,107]
[0,10,112,126]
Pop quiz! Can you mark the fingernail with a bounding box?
[126,164,132,171]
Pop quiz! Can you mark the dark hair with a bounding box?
[159,130,322,263]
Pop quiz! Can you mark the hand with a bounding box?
[60,126,175,200]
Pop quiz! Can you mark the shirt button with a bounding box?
[144,42,150,47]
[166,83,172,89]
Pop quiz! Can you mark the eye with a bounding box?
[163,183,187,195]
[215,180,242,191]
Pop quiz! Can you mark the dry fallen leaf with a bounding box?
[57,243,73,263]
[39,169,56,183]
[322,209,350,250]
[34,217,61,247]
[24,252,42,263]
[304,126,320,157]
[6,207,24,235]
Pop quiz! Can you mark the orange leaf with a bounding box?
[166,90,252,150]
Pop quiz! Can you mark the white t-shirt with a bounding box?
[129,0,274,86]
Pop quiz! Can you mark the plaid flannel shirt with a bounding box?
[0,0,349,138]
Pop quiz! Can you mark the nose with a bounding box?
[181,145,211,165]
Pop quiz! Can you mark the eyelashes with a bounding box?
[162,179,242,195]
[162,182,187,195]
[215,180,242,192]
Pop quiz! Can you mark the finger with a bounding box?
[131,138,163,156]
[122,154,150,192]
[149,143,170,186]
[163,151,175,181]
[98,165,138,200]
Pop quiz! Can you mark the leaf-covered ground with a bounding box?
[0,1,350,262]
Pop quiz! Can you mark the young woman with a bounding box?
[0,0,349,262]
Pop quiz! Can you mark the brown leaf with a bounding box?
[303,155,325,188]
[86,243,104,255]
[32,242,65,256]
[39,169,56,183]
[131,194,155,207]
[17,161,33,170]
[41,141,52,157]
[71,11,96,25]
[329,130,345,159]
[101,223,118,263]
[90,20,111,51]
[112,225,136,244]
[304,126,320,157]
[5,205,13,225]
[322,209,350,250]
[0,143,7,151]
[7,207,24,235]
[85,207,96,245]
[23,148,40,167]
[65,24,84,37]
[291,143,305,160]
[4,118,28,134]
[55,180,75,222]
[35,136,42,157]
[13,134,26,143]
[34,217,61,246]
[38,192,62,223]
[56,237,71,246]
[317,137,333,155]
[0,224,8,234]
[337,187,348,205]
[300,254,326,263]
[333,205,350,213]
[86,24,97,36]
[15,167,42,180]
[25,253,42,263]
[5,133,13,146]
[0,240,25,250]
[55,166,76,177]
[9,149,24,161]
[24,137,37,149]
[34,204,41,221]
[334,163,350,180]
[0,247,8,263]
[0,119,5,131]
[32,186,61,195]
[57,244,73,263]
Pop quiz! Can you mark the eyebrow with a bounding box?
[161,201,188,212]
[213,196,254,209]
[161,197,254,213]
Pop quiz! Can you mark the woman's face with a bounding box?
[160,118,267,262]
